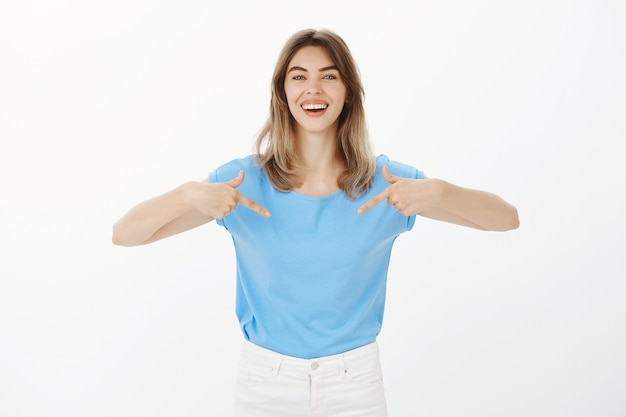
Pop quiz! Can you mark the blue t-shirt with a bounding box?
[209,154,424,359]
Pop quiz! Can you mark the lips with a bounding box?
[300,100,329,116]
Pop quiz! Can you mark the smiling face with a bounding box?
[284,46,348,138]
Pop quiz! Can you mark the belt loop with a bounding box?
[338,354,347,377]
[272,357,283,377]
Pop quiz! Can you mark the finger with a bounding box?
[224,170,245,188]
[357,189,390,215]
[382,165,400,184]
[235,193,271,218]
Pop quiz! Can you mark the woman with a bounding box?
[113,28,519,417]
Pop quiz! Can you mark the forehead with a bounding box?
[288,46,335,69]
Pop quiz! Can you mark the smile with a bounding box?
[301,103,328,110]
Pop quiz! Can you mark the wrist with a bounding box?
[428,178,448,207]
[177,181,200,211]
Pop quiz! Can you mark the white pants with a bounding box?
[234,341,388,417]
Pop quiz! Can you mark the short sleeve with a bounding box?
[376,154,424,231]
[207,166,226,228]
[207,155,258,228]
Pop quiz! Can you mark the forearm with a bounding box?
[428,179,519,231]
[112,182,207,247]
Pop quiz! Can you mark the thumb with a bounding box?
[382,165,399,184]
[225,170,245,188]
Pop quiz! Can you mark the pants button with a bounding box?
[311,361,319,370]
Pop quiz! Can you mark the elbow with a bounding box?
[111,222,137,247]
[111,233,126,247]
[500,205,520,231]
[483,204,519,232]
[111,226,126,246]
[511,211,520,230]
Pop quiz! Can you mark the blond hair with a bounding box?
[255,29,375,199]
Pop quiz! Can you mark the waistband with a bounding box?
[240,340,380,377]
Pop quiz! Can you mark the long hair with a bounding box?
[255,29,375,199]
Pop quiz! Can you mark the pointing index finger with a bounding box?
[235,193,271,218]
[357,189,390,215]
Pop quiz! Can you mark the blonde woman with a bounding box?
[113,28,519,417]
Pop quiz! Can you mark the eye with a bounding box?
[323,74,338,80]
[292,75,305,81]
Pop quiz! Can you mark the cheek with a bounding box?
[333,85,348,103]
[284,98,301,120]
[284,89,298,107]
[284,88,300,110]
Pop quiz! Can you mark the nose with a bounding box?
[306,78,322,95]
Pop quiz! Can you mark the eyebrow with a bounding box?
[287,65,339,73]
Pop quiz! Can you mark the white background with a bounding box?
[1,0,625,416]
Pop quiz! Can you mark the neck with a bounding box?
[294,125,341,169]
[293,126,345,196]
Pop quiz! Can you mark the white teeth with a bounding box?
[302,103,328,110]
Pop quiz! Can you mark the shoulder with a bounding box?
[375,154,424,179]
[209,155,262,182]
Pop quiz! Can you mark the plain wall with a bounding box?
[1,1,625,416]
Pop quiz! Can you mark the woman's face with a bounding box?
[284,46,348,137]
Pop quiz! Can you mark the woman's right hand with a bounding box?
[112,170,270,247]
[187,170,270,219]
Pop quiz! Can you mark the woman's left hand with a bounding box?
[357,165,439,216]
[358,165,520,231]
